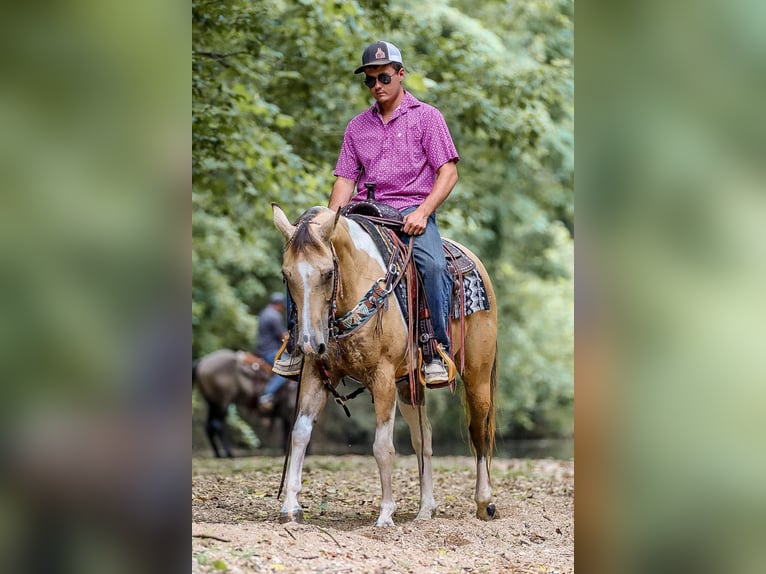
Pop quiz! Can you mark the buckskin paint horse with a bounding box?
[273,204,498,525]
[193,349,298,457]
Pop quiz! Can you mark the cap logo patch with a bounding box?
[375,47,386,59]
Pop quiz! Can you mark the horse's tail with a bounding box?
[486,346,498,465]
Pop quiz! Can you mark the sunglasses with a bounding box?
[363,72,395,88]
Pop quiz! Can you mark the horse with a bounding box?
[272,204,498,525]
[192,349,297,457]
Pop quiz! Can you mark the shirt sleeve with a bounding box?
[264,313,284,341]
[333,123,361,181]
[422,106,460,170]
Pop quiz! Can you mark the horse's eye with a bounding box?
[323,270,334,281]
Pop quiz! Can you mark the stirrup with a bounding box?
[417,345,457,389]
[272,336,303,377]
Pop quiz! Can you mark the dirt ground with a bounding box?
[192,455,573,573]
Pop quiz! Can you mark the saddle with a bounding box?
[339,183,404,226]
[443,238,476,276]
[342,210,483,392]
[236,351,272,377]
[315,185,488,393]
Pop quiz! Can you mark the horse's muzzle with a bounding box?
[300,332,328,357]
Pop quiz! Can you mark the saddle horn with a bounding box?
[364,181,376,201]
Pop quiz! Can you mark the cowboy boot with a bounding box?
[423,360,449,385]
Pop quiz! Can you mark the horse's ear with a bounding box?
[272,203,296,241]
[318,208,341,242]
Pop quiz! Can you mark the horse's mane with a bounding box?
[285,206,329,256]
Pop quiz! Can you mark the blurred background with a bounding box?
[0,0,763,572]
[191,0,575,459]
[576,0,766,572]
[0,1,188,573]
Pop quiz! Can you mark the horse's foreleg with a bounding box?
[204,418,222,458]
[279,377,327,523]
[397,400,436,520]
[372,389,398,526]
[205,404,228,458]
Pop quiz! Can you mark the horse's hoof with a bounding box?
[476,503,497,521]
[279,508,304,524]
[415,503,437,521]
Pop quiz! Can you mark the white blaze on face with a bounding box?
[297,260,316,347]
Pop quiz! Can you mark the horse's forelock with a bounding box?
[285,207,332,257]
[292,206,324,227]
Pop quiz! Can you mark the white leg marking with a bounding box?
[398,401,436,520]
[280,414,313,517]
[475,456,492,508]
[373,401,398,526]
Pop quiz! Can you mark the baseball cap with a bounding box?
[270,292,286,304]
[354,41,403,74]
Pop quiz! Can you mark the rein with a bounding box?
[315,359,367,418]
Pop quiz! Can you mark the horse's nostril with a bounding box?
[317,343,326,355]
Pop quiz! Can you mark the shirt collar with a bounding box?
[371,90,421,116]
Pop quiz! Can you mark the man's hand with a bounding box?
[402,208,429,235]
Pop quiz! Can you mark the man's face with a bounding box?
[362,64,403,105]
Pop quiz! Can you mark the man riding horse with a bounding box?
[254,292,290,412]
[274,40,458,386]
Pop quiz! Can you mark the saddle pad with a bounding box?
[452,268,490,318]
[443,238,476,275]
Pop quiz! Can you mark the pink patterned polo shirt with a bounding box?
[333,91,460,211]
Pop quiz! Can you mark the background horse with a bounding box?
[193,349,297,457]
[273,204,498,525]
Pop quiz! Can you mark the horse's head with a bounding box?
[273,204,341,358]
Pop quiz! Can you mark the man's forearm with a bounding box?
[420,161,458,217]
[329,177,357,211]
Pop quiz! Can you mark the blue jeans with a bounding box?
[262,349,288,396]
[399,207,452,352]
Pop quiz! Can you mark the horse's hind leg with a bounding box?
[205,403,231,458]
[397,383,436,520]
[464,362,498,520]
[280,375,327,523]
